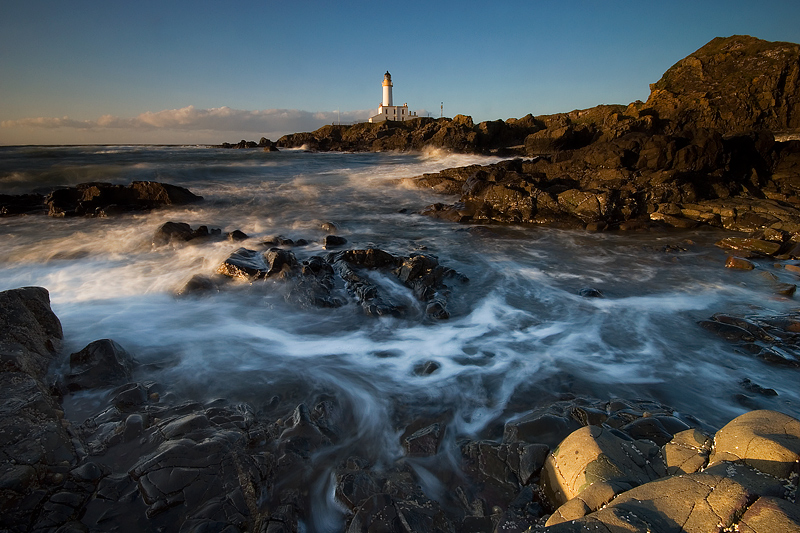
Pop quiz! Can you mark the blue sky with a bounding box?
[2,1,799,144]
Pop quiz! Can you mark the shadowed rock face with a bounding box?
[213,246,467,320]
[0,287,79,532]
[646,35,800,135]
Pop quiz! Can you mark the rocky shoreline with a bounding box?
[3,33,800,532]
[280,35,800,243]
[2,286,799,532]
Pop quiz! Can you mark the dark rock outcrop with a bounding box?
[0,193,46,216]
[276,115,542,155]
[0,286,63,376]
[218,138,279,151]
[152,221,221,247]
[214,246,467,319]
[64,339,137,391]
[45,181,202,217]
[699,311,800,369]
[0,287,79,532]
[645,35,800,135]
[404,129,800,235]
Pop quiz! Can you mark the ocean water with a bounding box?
[2,145,799,525]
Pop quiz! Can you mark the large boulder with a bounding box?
[216,248,270,280]
[0,286,63,377]
[541,425,666,522]
[64,339,137,391]
[152,222,220,247]
[708,409,800,479]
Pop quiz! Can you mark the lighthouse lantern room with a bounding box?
[369,72,417,123]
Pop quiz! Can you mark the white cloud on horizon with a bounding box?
[1,105,375,135]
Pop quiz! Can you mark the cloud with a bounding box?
[2,116,97,129]
[1,106,374,135]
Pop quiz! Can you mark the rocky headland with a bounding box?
[279,35,800,155]
[281,35,800,244]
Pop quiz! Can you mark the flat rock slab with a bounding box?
[738,496,800,533]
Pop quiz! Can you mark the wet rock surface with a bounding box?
[699,310,800,370]
[0,287,78,533]
[64,339,137,391]
[152,221,222,247]
[212,245,467,320]
[404,132,800,235]
[1,181,203,218]
[45,181,202,217]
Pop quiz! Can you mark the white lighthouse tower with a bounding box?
[382,71,393,107]
[369,71,416,123]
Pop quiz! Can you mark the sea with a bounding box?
[1,144,799,525]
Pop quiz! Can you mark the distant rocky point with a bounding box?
[216,137,279,151]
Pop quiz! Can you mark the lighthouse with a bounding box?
[382,71,393,107]
[369,71,416,123]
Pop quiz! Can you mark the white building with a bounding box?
[368,72,417,123]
